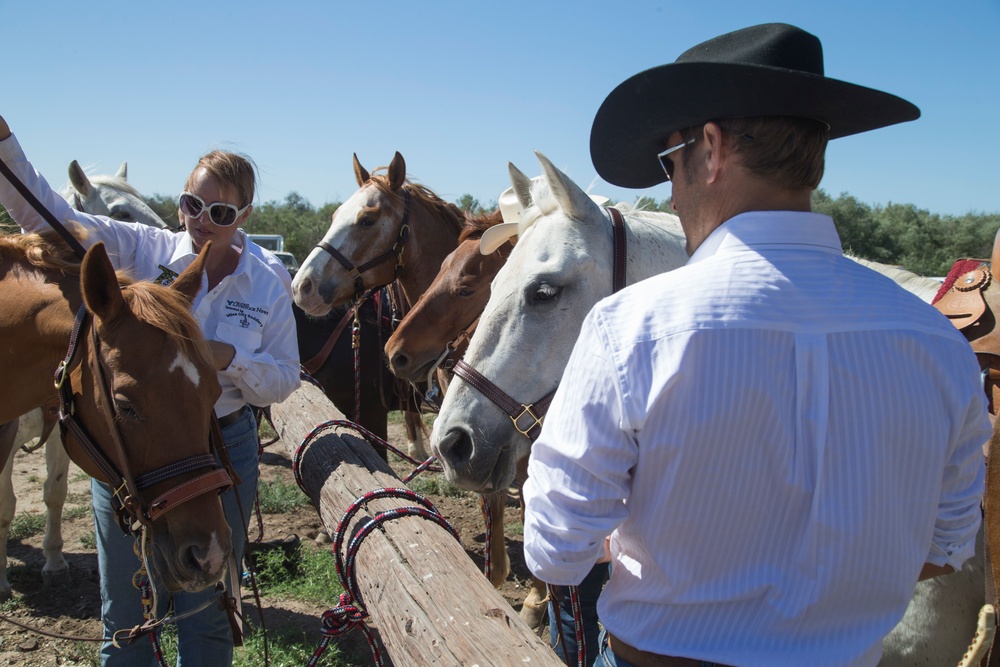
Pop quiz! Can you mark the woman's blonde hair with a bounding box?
[185,150,258,208]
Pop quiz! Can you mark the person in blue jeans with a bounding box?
[550,562,610,667]
[92,406,260,665]
[0,114,301,666]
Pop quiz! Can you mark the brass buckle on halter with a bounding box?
[54,361,69,389]
[511,404,543,438]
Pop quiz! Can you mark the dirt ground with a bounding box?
[0,419,539,666]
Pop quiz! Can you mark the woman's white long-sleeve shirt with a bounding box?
[523,211,990,667]
[0,133,300,416]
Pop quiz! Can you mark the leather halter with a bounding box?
[451,206,628,441]
[56,306,233,534]
[315,190,412,301]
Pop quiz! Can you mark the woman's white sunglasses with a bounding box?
[178,192,249,227]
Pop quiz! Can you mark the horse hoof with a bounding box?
[0,588,12,603]
[518,598,548,632]
[42,568,72,588]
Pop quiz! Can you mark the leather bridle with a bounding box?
[56,305,234,535]
[315,190,412,302]
[451,206,629,442]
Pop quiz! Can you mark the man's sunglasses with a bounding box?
[656,137,696,182]
[178,192,249,227]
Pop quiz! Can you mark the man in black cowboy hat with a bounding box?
[523,23,990,666]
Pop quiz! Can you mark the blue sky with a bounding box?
[4,1,998,216]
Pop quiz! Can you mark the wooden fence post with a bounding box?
[267,381,565,666]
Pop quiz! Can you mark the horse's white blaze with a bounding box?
[198,530,227,574]
[169,351,200,387]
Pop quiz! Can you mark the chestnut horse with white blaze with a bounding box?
[292,152,467,460]
[0,233,232,593]
[1,159,168,600]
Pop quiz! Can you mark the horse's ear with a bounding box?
[508,162,534,210]
[991,227,1000,283]
[68,160,91,196]
[534,151,598,221]
[170,241,211,305]
[116,162,128,181]
[80,242,126,322]
[387,152,406,192]
[353,154,370,187]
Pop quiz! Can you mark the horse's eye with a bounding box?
[357,216,376,228]
[529,283,561,305]
[115,399,141,421]
[109,209,133,222]
[456,284,475,298]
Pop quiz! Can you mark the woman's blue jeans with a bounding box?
[91,406,259,667]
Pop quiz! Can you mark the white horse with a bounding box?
[62,159,168,229]
[431,151,687,492]
[0,160,167,601]
[430,152,982,665]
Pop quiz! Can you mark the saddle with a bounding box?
[935,250,1000,667]
[934,259,1000,414]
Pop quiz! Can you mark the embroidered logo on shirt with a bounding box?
[154,265,179,287]
[225,299,268,329]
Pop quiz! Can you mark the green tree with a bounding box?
[0,201,15,234]
[812,190,899,264]
[633,196,673,212]
[145,193,181,230]
[455,194,496,215]
[245,192,338,261]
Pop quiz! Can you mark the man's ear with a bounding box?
[703,122,726,185]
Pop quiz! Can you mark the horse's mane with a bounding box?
[849,255,941,302]
[124,283,210,362]
[0,230,83,273]
[458,209,504,243]
[517,183,682,238]
[366,170,465,239]
[1,231,207,360]
[86,175,144,198]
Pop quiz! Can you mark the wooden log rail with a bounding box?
[268,381,564,666]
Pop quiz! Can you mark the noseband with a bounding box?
[452,206,628,441]
[56,306,233,535]
[315,190,412,301]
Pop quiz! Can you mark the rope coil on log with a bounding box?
[292,420,441,496]
[304,487,460,667]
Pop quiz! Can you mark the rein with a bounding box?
[451,206,628,441]
[315,190,412,301]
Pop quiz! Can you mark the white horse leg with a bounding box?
[878,523,985,666]
[40,435,70,586]
[0,433,18,601]
[404,411,429,461]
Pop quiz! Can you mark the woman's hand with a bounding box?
[206,340,237,371]
[0,115,10,141]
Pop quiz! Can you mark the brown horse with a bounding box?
[291,152,467,459]
[0,233,232,593]
[385,211,508,385]
[380,212,547,626]
[383,213,516,590]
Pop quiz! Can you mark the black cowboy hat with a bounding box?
[590,23,920,189]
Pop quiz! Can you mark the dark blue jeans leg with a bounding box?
[549,562,610,667]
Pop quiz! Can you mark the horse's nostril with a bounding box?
[442,428,474,466]
[392,353,409,371]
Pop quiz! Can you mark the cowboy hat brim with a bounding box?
[590,61,921,189]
